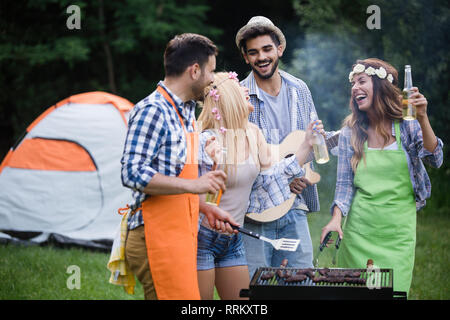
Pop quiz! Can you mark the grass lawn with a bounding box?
[0,244,144,299]
[0,208,447,300]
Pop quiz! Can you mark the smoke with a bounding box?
[287,31,364,131]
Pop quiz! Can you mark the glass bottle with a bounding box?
[312,128,329,164]
[205,147,227,206]
[402,65,416,120]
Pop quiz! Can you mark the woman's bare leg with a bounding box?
[215,266,250,300]
[197,269,216,300]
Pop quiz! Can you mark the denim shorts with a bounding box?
[197,225,247,270]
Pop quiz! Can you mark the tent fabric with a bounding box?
[6,138,97,171]
[0,92,134,250]
[27,91,131,132]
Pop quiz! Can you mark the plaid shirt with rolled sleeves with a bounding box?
[242,70,336,213]
[121,81,197,230]
[331,120,444,215]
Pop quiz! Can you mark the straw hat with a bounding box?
[235,16,286,51]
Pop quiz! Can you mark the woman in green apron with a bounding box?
[321,58,443,296]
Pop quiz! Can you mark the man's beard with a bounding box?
[251,57,279,80]
[192,76,207,101]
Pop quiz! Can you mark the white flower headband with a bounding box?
[349,64,393,84]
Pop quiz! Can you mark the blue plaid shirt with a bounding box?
[242,70,334,213]
[332,120,444,215]
[121,82,197,230]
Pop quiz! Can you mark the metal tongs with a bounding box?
[232,226,300,251]
[313,231,342,267]
[332,235,342,265]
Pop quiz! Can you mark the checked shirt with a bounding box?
[121,82,196,230]
[242,70,335,214]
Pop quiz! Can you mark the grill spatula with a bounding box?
[232,226,300,251]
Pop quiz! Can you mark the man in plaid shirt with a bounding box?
[120,33,237,299]
[236,17,335,277]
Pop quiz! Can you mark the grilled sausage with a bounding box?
[260,271,275,280]
[348,271,361,278]
[306,270,315,279]
[312,276,327,283]
[295,268,315,279]
[295,268,314,274]
[275,258,290,278]
[285,274,307,283]
[327,271,343,277]
[320,270,362,278]
[325,276,345,283]
[318,268,330,276]
[276,269,285,278]
[344,277,366,285]
[276,269,292,278]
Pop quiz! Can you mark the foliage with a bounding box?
[0,0,221,157]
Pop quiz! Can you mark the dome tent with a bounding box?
[0,92,134,250]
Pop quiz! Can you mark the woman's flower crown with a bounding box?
[206,72,240,134]
[205,71,239,100]
[349,64,393,84]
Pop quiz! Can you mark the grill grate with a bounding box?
[254,267,392,289]
[240,267,405,300]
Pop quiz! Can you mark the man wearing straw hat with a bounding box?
[236,16,332,277]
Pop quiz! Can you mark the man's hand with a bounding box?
[191,170,227,194]
[289,177,312,194]
[200,200,239,234]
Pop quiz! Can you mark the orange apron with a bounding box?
[141,85,200,300]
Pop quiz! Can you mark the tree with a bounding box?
[0,0,221,159]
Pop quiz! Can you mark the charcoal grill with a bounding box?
[240,267,407,300]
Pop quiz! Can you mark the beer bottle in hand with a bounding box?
[402,65,416,120]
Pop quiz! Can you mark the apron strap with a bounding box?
[394,120,401,149]
[156,85,196,132]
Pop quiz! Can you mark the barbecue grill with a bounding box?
[240,267,407,300]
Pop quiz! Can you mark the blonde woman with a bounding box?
[321,58,443,295]
[196,71,325,300]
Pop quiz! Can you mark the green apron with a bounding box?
[338,121,416,295]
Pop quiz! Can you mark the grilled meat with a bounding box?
[295,268,315,279]
[260,271,275,280]
[285,274,307,283]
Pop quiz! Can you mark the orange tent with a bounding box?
[0,92,134,250]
